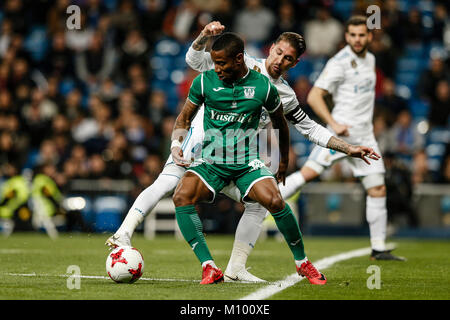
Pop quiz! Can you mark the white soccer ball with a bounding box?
[106,246,144,283]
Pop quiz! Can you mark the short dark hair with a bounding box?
[275,32,306,59]
[211,32,244,58]
[345,15,369,32]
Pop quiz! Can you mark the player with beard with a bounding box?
[280,16,406,261]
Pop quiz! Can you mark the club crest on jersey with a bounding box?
[244,86,256,99]
[351,59,357,68]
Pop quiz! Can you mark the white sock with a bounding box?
[116,171,181,237]
[226,202,266,271]
[202,260,217,269]
[366,196,387,252]
[278,171,305,199]
[295,257,308,268]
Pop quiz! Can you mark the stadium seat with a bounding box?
[24,25,48,62]
[93,196,127,232]
[396,57,426,73]
[155,38,181,57]
[409,99,430,118]
[331,0,354,20]
[144,197,182,239]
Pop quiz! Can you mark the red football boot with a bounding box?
[296,260,327,285]
[200,264,224,285]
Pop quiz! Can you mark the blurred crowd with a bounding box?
[0,0,449,207]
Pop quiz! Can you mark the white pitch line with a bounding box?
[240,243,396,300]
[5,272,199,283]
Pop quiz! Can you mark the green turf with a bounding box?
[0,233,449,300]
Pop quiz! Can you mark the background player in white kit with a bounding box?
[106,21,381,281]
[281,16,405,261]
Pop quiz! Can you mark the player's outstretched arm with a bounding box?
[171,99,199,167]
[307,86,351,136]
[268,105,290,185]
[326,136,380,165]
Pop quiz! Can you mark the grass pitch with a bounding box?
[0,232,449,301]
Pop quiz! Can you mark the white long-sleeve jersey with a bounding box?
[185,46,333,148]
[314,45,376,137]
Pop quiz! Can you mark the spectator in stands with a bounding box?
[0,131,22,169]
[75,31,117,92]
[304,5,343,57]
[0,19,13,58]
[439,144,450,183]
[47,0,71,35]
[8,57,35,92]
[46,77,66,112]
[97,78,121,111]
[233,0,276,45]
[375,78,408,126]
[117,28,151,83]
[431,3,448,43]
[3,0,28,35]
[139,0,166,47]
[269,1,302,44]
[429,80,450,128]
[386,110,425,161]
[71,95,114,151]
[84,0,109,29]
[64,10,95,52]
[412,150,434,184]
[35,139,60,168]
[373,114,390,155]
[403,8,425,45]
[418,55,449,102]
[130,75,150,115]
[384,151,419,228]
[147,89,171,132]
[0,89,16,116]
[108,0,140,46]
[103,131,132,178]
[87,153,109,179]
[43,30,75,79]
[369,29,397,79]
[211,0,235,31]
[66,144,89,178]
[293,76,312,108]
[21,88,58,148]
[64,88,86,125]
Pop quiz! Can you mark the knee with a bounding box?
[267,194,285,213]
[367,184,386,198]
[173,190,194,207]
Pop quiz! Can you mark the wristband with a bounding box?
[171,139,182,149]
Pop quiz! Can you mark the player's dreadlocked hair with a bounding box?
[275,32,306,59]
[211,32,244,58]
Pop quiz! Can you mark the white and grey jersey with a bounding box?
[314,45,376,136]
[185,46,332,148]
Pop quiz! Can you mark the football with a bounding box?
[106,246,144,283]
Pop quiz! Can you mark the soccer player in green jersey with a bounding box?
[171,33,364,285]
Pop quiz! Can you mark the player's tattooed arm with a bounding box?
[326,136,350,154]
[269,105,290,184]
[192,21,225,51]
[326,136,381,164]
[171,100,199,166]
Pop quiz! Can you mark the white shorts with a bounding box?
[305,133,385,178]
